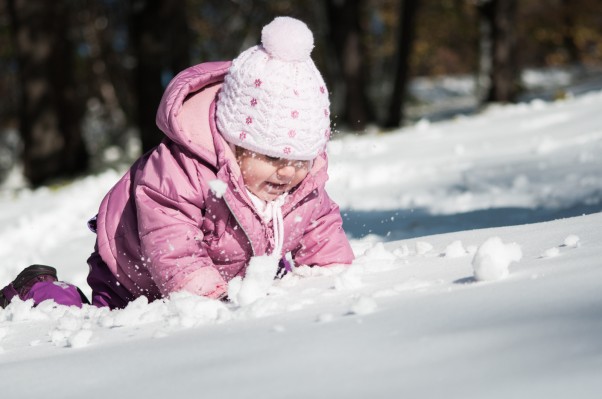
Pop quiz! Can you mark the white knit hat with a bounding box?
[216,17,331,161]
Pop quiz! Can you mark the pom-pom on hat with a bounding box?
[216,17,331,161]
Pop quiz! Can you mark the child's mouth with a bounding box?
[266,182,288,192]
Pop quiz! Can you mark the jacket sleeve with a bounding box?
[292,191,355,267]
[135,182,227,299]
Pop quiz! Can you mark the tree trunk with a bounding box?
[560,0,581,64]
[478,0,520,103]
[385,0,420,128]
[130,0,190,152]
[326,0,373,131]
[8,0,88,186]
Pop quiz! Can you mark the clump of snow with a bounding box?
[166,292,231,327]
[472,237,522,281]
[415,241,434,255]
[563,235,580,248]
[68,329,93,349]
[540,247,560,258]
[208,179,228,198]
[352,242,400,272]
[349,296,377,315]
[363,242,397,261]
[393,244,410,258]
[108,296,167,327]
[3,299,49,322]
[316,313,334,323]
[229,255,280,306]
[333,264,363,291]
[443,240,467,258]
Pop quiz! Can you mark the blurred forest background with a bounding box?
[0,0,601,187]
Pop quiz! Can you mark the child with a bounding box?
[1,17,354,309]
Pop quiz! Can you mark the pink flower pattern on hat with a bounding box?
[291,110,299,119]
[246,116,253,124]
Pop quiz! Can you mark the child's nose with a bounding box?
[276,164,296,180]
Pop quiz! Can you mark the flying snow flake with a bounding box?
[209,179,228,198]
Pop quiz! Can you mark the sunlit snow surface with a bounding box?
[1,87,602,398]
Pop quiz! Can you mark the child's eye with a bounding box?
[265,155,280,162]
[294,161,309,169]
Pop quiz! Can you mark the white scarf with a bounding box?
[246,189,287,257]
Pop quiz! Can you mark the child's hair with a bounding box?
[216,17,331,162]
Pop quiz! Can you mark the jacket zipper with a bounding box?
[223,195,256,256]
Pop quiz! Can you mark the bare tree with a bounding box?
[130,0,190,152]
[477,0,520,103]
[326,0,373,131]
[385,0,420,128]
[7,0,88,186]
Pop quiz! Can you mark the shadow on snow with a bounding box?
[341,201,602,242]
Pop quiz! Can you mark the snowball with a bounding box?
[68,329,93,349]
[208,179,228,198]
[233,255,280,306]
[415,241,434,255]
[472,237,522,281]
[444,240,467,258]
[261,17,314,62]
[563,235,580,248]
[541,247,560,258]
[349,296,377,316]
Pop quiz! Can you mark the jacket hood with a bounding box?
[155,61,330,198]
[155,61,232,167]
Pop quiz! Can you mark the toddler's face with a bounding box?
[236,148,310,201]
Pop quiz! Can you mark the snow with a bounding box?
[471,237,522,281]
[208,178,227,198]
[1,80,602,397]
[228,254,280,306]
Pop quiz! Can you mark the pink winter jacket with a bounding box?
[89,61,354,303]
